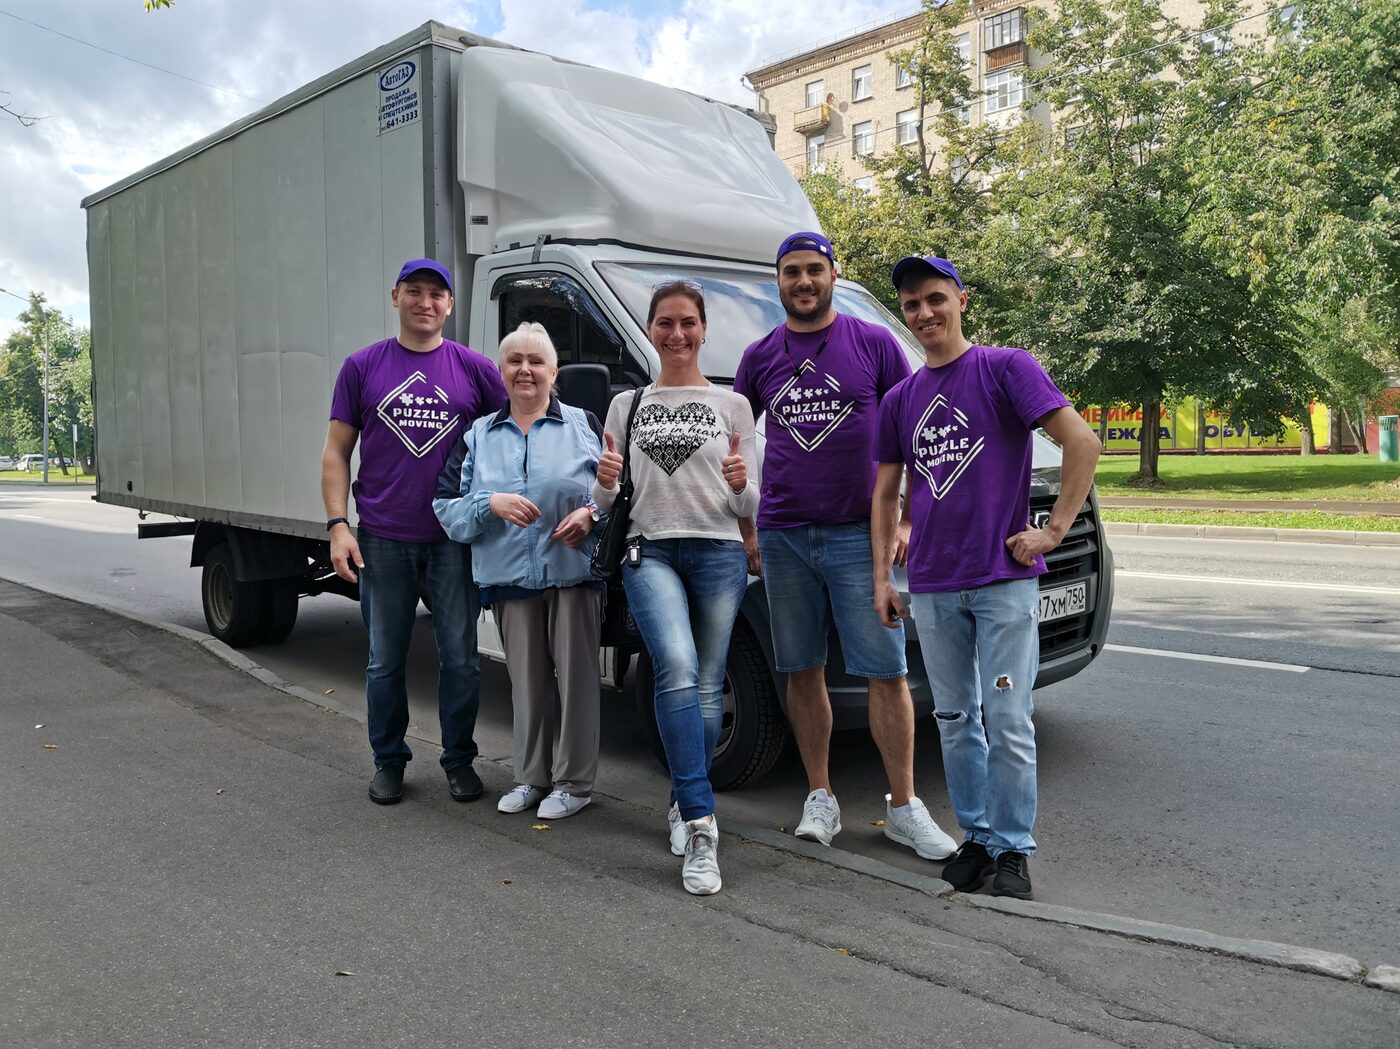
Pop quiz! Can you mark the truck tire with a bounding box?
[633,621,789,791]
[259,578,300,645]
[200,543,267,648]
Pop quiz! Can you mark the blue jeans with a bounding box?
[757,522,907,678]
[358,529,481,771]
[910,577,1040,857]
[622,537,747,821]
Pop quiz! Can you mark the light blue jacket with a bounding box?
[433,397,602,590]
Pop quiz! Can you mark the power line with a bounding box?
[0,6,267,104]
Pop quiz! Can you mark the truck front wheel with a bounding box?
[634,620,789,791]
[201,543,269,647]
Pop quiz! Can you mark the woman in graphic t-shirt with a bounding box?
[593,281,759,897]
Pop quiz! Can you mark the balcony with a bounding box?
[793,103,830,134]
[985,40,1028,71]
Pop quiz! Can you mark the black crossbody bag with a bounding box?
[589,387,645,581]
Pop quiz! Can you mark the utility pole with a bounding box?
[0,285,51,483]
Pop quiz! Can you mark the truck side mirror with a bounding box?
[555,363,613,425]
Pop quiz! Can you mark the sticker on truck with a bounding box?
[378,60,420,135]
[1039,581,1087,623]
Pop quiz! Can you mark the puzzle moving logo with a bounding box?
[376,372,461,457]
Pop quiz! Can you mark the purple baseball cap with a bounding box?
[891,255,964,292]
[396,257,453,294]
[776,231,838,268]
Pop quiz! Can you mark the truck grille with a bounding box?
[1033,497,1100,663]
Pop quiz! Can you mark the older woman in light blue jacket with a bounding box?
[433,322,604,821]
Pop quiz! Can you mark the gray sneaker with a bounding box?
[682,817,722,895]
[667,802,686,856]
[794,788,841,846]
[883,795,957,860]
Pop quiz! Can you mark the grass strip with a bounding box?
[1095,455,1400,502]
[1101,508,1400,533]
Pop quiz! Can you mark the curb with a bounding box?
[6,574,1398,994]
[1103,522,1400,546]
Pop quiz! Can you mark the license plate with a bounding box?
[1039,581,1087,623]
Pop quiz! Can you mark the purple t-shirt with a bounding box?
[735,314,911,529]
[875,345,1071,593]
[330,337,507,543]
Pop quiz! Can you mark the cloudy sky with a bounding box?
[0,0,916,339]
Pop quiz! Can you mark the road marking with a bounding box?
[1118,570,1400,597]
[12,513,46,521]
[1106,643,1309,673]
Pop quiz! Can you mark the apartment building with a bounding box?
[742,0,1256,186]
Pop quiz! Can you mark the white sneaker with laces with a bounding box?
[667,802,686,856]
[883,794,957,860]
[497,784,547,814]
[794,788,842,846]
[682,816,721,895]
[537,790,591,820]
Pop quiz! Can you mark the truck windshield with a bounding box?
[596,261,925,381]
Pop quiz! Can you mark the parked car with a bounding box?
[16,454,47,472]
[0,455,16,472]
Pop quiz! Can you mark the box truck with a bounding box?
[82,22,1114,790]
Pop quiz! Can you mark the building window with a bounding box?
[984,70,1023,113]
[805,79,825,107]
[896,63,913,89]
[806,133,825,172]
[852,120,875,155]
[853,176,874,194]
[1064,124,1084,147]
[956,32,971,67]
[852,64,873,101]
[896,108,919,145]
[1200,27,1231,55]
[984,10,1025,50]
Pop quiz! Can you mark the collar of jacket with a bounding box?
[488,395,565,429]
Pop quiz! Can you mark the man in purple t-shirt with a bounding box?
[321,258,507,805]
[873,255,1101,899]
[734,232,957,863]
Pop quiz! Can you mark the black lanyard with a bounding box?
[782,326,834,379]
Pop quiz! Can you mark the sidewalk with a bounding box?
[3,577,1396,1048]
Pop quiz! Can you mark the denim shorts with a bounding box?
[757,522,907,679]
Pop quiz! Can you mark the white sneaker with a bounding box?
[883,794,957,860]
[667,802,686,856]
[794,788,842,846]
[682,816,721,895]
[497,784,547,814]
[537,790,591,820]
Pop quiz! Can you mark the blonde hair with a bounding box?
[496,321,558,368]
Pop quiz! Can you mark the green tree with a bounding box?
[1181,0,1400,451]
[988,0,1320,482]
[0,294,91,473]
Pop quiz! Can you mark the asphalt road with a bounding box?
[2,485,1399,970]
[4,579,1396,1049]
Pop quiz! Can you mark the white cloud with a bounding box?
[0,0,913,339]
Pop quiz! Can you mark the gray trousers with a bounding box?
[494,586,602,796]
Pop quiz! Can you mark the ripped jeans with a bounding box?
[910,577,1040,857]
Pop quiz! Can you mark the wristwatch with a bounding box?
[589,507,601,524]
[325,517,349,531]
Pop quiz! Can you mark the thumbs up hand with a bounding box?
[595,430,624,490]
[721,429,747,493]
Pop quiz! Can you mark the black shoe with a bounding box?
[940,841,994,892]
[446,763,484,802]
[990,851,1033,900]
[369,763,405,805]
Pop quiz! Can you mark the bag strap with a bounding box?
[618,386,646,491]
